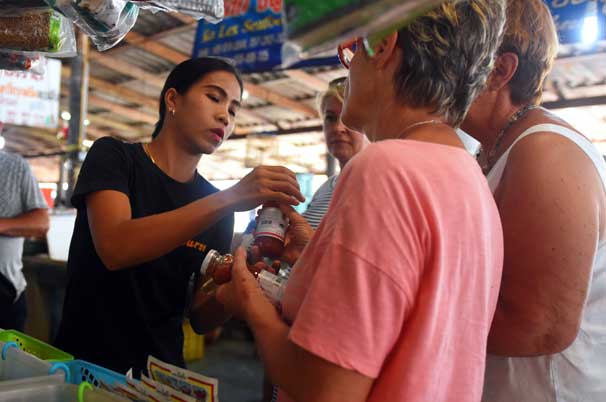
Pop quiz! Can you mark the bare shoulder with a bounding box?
[499,121,605,239]
[506,123,602,190]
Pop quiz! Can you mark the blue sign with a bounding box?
[192,0,339,73]
[546,0,605,44]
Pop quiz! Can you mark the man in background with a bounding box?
[0,149,49,331]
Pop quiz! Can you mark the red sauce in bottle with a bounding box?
[253,202,286,259]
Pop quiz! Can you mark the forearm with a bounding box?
[96,191,233,270]
[248,310,309,400]
[190,288,232,334]
[487,301,577,356]
[0,209,49,238]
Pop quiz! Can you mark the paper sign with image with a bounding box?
[141,375,197,402]
[147,356,219,402]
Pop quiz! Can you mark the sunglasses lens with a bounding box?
[338,38,361,69]
[344,49,354,66]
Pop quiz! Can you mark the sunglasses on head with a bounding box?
[336,6,434,69]
[337,38,368,69]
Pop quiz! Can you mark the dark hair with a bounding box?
[392,0,506,127]
[152,57,243,138]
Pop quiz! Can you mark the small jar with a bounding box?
[254,203,286,259]
[199,249,287,304]
[200,250,234,293]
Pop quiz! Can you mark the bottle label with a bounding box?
[258,270,287,303]
[255,208,286,242]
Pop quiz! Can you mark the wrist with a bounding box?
[246,298,281,333]
[215,188,238,212]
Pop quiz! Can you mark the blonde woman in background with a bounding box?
[302,77,368,229]
[460,1,606,401]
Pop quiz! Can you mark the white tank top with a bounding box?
[483,123,606,402]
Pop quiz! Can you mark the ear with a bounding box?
[370,31,399,70]
[486,52,519,92]
[164,88,179,113]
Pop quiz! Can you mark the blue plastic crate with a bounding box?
[65,360,126,389]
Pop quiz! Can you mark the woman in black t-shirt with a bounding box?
[54,58,305,375]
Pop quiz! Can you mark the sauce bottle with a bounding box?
[199,249,287,304]
[253,202,286,259]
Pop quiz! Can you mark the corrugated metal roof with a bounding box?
[10,9,606,181]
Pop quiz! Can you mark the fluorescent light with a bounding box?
[62,182,68,191]
[0,135,4,149]
[84,119,90,126]
[242,89,250,101]
[582,16,599,44]
[61,111,71,121]
[82,139,94,148]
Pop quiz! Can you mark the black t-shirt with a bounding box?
[55,137,234,374]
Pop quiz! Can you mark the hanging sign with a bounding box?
[0,58,61,129]
[546,0,605,44]
[192,0,338,72]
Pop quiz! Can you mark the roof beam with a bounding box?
[169,14,198,25]
[90,52,165,88]
[88,94,158,125]
[125,31,188,64]
[543,95,606,109]
[62,66,158,110]
[284,70,328,92]
[85,126,114,140]
[244,82,318,117]
[87,114,147,138]
[108,29,318,117]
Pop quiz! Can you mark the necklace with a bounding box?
[397,120,446,139]
[482,104,538,173]
[143,143,157,165]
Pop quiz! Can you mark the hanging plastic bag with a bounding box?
[131,0,224,23]
[0,0,49,10]
[0,8,77,56]
[45,0,140,51]
[0,51,46,75]
[281,0,443,66]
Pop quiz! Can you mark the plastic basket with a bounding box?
[0,341,69,384]
[183,319,204,362]
[0,382,130,402]
[0,330,73,362]
[65,360,126,389]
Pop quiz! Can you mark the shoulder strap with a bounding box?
[490,124,606,192]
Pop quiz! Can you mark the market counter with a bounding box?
[22,255,67,344]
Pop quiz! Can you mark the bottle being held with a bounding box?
[199,249,287,304]
[253,202,287,260]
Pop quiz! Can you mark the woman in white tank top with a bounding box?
[460,1,606,401]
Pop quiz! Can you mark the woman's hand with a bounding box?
[222,166,305,212]
[216,247,279,323]
[279,205,314,266]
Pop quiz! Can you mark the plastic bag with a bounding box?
[0,51,46,75]
[131,0,224,23]
[0,0,49,10]
[281,0,443,66]
[45,0,140,51]
[0,8,76,56]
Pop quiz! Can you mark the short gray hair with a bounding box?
[393,0,506,127]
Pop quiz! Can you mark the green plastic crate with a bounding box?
[0,330,73,362]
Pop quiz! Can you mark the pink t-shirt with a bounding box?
[279,140,503,402]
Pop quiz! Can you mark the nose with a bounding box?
[216,109,229,127]
[336,118,350,135]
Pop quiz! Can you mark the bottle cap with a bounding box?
[200,249,220,276]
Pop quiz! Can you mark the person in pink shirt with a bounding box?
[217,1,505,401]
